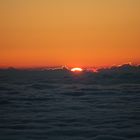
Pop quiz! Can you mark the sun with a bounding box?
[71,67,83,72]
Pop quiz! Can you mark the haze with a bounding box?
[0,0,140,68]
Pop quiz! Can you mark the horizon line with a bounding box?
[0,63,140,70]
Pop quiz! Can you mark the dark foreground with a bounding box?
[0,69,140,140]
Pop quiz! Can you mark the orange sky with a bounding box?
[0,0,140,68]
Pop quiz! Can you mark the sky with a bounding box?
[0,0,140,68]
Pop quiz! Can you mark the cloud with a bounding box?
[0,64,140,85]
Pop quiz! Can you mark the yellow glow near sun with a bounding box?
[71,68,83,72]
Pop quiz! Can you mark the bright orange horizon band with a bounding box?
[0,0,140,68]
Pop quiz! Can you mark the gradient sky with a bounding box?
[0,0,140,68]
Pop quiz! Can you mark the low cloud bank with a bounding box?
[0,64,140,84]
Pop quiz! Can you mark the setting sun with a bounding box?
[71,68,83,72]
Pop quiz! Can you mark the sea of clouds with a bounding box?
[0,64,140,140]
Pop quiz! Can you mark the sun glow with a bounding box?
[71,67,83,72]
